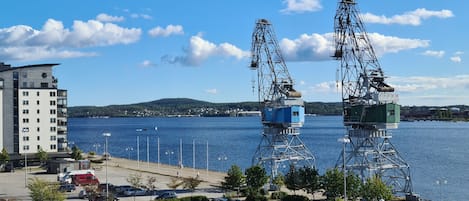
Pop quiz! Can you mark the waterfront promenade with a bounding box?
[0,157,227,201]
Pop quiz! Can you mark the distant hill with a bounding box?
[69,98,469,119]
[68,98,343,117]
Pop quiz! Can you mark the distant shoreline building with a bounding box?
[0,62,68,155]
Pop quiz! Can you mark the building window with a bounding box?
[22,100,29,105]
[37,127,40,132]
[22,91,29,96]
[29,82,34,88]
[293,111,299,116]
[50,118,56,123]
[37,100,40,105]
[37,145,41,150]
[23,145,29,151]
[22,118,29,123]
[22,109,29,114]
[22,72,27,78]
[50,91,56,97]
[23,136,29,141]
[37,136,40,141]
[36,91,40,96]
[50,127,56,132]
[36,118,40,123]
[37,109,40,114]
[50,109,56,114]
[22,82,27,88]
[22,127,29,132]
[50,144,56,150]
[50,136,56,141]
[41,83,48,88]
[50,100,56,106]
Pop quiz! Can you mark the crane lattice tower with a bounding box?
[333,0,413,195]
[250,19,315,179]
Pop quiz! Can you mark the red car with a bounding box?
[72,173,99,186]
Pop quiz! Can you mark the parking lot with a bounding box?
[0,157,226,201]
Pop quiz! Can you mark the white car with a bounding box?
[123,188,146,196]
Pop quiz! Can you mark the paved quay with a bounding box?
[0,157,227,201]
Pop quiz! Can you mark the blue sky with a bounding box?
[1,0,467,106]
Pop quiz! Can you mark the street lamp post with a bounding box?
[217,153,228,171]
[93,143,101,154]
[165,150,174,165]
[338,136,350,201]
[125,147,133,160]
[103,132,111,200]
[436,178,447,201]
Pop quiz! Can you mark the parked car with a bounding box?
[78,190,88,199]
[72,173,99,186]
[156,191,177,199]
[123,188,146,196]
[115,185,133,195]
[58,183,76,192]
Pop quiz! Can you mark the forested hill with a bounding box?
[68,98,343,117]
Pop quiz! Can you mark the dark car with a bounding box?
[156,191,177,199]
[58,183,76,192]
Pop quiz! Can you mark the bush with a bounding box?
[281,195,309,201]
[155,198,178,201]
[179,196,209,201]
[245,194,267,201]
[271,191,287,200]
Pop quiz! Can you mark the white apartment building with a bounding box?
[0,63,68,155]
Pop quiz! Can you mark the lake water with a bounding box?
[68,116,469,201]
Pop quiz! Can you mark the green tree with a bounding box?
[245,165,268,195]
[284,166,301,193]
[183,175,202,192]
[299,166,320,196]
[361,175,392,201]
[321,168,343,200]
[346,173,362,200]
[36,147,48,166]
[222,165,245,193]
[71,145,83,160]
[272,174,285,192]
[0,148,9,167]
[27,177,65,201]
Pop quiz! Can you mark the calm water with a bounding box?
[68,116,469,201]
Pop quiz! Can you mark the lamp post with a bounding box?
[125,147,133,160]
[103,132,111,200]
[436,178,447,201]
[338,136,350,201]
[165,150,174,165]
[93,143,101,154]
[217,153,228,171]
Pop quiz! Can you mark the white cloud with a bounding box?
[310,81,338,93]
[140,60,156,67]
[130,13,152,20]
[96,13,124,22]
[162,34,249,66]
[389,75,469,93]
[422,50,445,58]
[148,25,184,37]
[279,32,428,61]
[361,8,454,26]
[205,89,218,94]
[0,18,141,61]
[280,33,334,61]
[450,56,462,63]
[367,33,429,56]
[280,0,322,14]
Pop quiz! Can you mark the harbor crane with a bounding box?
[250,19,315,181]
[333,0,413,195]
